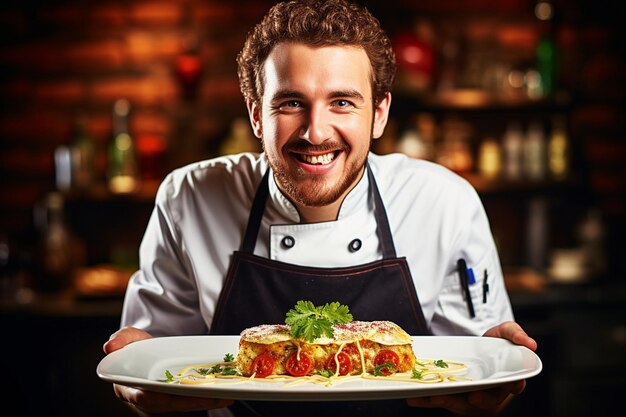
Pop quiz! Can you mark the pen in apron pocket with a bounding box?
[483,269,489,303]
[457,259,476,318]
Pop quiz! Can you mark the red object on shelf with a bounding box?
[136,133,166,181]
[175,54,202,99]
[393,32,435,78]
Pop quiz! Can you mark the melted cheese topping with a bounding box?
[239,321,413,346]
[239,324,291,344]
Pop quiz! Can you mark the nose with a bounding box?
[299,104,332,144]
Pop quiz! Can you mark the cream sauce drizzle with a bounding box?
[169,358,469,387]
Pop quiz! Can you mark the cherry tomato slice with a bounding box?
[251,352,275,378]
[325,351,353,376]
[373,349,400,376]
[285,352,313,377]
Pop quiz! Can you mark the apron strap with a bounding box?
[366,164,397,259]
[241,169,270,253]
[241,162,398,259]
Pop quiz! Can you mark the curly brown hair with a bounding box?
[237,0,396,108]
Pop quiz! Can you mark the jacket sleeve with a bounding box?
[120,175,209,337]
[429,183,514,336]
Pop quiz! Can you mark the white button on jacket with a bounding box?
[120,152,514,337]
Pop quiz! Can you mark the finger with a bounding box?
[414,394,473,415]
[406,395,444,408]
[468,386,513,409]
[115,385,234,413]
[408,381,527,415]
[103,327,152,354]
[407,394,471,414]
[505,323,537,351]
[467,381,526,412]
[485,322,537,351]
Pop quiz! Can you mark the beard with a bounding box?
[265,138,370,208]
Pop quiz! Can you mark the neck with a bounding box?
[297,202,342,223]
[294,168,366,224]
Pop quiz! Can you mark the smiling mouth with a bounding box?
[294,151,340,165]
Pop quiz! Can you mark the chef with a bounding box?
[103,1,537,416]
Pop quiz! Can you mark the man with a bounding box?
[104,1,537,416]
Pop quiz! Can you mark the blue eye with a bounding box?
[283,101,302,108]
[334,100,351,108]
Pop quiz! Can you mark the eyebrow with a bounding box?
[270,89,366,104]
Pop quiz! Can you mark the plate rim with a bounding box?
[97,335,542,402]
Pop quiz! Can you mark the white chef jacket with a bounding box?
[120,152,514,336]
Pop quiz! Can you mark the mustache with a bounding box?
[284,139,350,154]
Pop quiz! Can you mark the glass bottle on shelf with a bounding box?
[34,192,83,292]
[396,128,426,159]
[108,99,139,194]
[534,1,559,97]
[547,115,570,180]
[536,36,558,97]
[396,114,432,160]
[70,114,95,191]
[436,117,473,175]
[219,117,261,156]
[478,137,502,179]
[416,113,437,161]
[502,122,524,181]
[523,121,547,181]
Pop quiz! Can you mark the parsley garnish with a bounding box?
[198,364,240,376]
[285,300,352,342]
[220,366,239,376]
[223,353,235,362]
[317,369,334,378]
[373,362,396,376]
[160,369,175,383]
[411,368,424,379]
[434,360,449,368]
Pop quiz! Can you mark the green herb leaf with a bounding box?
[317,369,334,378]
[411,368,424,379]
[221,366,239,376]
[160,369,175,383]
[434,360,449,368]
[373,361,396,376]
[285,300,318,326]
[285,300,353,342]
[223,353,235,362]
[198,364,240,376]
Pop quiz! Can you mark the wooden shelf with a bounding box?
[60,179,160,203]
[393,89,573,112]
[463,173,581,195]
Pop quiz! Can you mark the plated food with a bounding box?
[238,321,416,378]
[162,301,469,387]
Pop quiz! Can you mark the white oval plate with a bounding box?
[97,335,542,401]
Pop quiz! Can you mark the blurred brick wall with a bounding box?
[0,0,275,244]
[0,0,624,274]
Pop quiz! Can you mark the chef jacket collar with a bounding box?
[267,160,371,224]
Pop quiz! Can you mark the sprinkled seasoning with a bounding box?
[241,321,412,346]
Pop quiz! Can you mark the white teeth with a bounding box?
[301,152,335,165]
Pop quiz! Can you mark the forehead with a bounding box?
[262,43,373,99]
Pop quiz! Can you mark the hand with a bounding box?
[103,327,234,413]
[407,380,526,416]
[407,322,537,416]
[483,320,537,351]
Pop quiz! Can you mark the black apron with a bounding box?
[210,166,436,417]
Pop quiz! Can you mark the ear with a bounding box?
[246,99,263,138]
[372,92,392,139]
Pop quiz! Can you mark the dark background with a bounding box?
[1,1,624,416]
